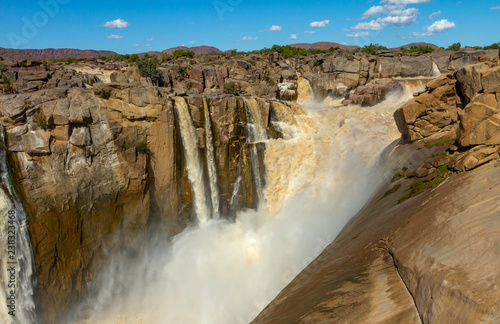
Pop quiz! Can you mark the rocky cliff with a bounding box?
[0,83,286,322]
[252,59,500,323]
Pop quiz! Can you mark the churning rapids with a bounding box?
[1,80,425,324]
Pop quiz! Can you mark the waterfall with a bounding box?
[0,127,36,324]
[400,79,426,97]
[174,97,210,223]
[297,77,314,104]
[432,62,441,77]
[203,98,220,219]
[72,89,419,324]
[243,98,267,208]
[269,101,297,140]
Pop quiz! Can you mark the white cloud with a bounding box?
[352,20,385,30]
[260,25,283,32]
[491,6,500,10]
[409,31,432,38]
[242,36,258,41]
[346,32,369,38]
[107,34,124,39]
[427,19,456,33]
[380,13,417,26]
[362,5,387,18]
[133,43,140,47]
[353,6,418,30]
[146,38,153,41]
[381,0,431,4]
[101,18,130,29]
[304,30,316,34]
[309,20,330,28]
[189,40,197,44]
[288,34,297,39]
[409,18,456,38]
[428,10,441,20]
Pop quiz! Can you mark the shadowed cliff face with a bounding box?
[0,84,277,323]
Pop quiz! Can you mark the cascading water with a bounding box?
[69,81,424,324]
[432,62,441,77]
[269,101,297,140]
[296,77,314,104]
[203,98,220,219]
[0,127,36,324]
[243,98,267,207]
[174,97,211,223]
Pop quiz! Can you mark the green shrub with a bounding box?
[160,52,172,63]
[176,65,188,81]
[447,42,461,51]
[361,43,387,55]
[400,46,435,53]
[130,54,139,62]
[173,49,195,59]
[425,138,455,148]
[33,110,48,130]
[223,81,241,95]
[136,141,150,155]
[484,42,499,50]
[2,75,13,93]
[137,57,162,86]
[263,74,274,85]
[0,63,6,73]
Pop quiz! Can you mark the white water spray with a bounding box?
[0,127,36,324]
[174,97,210,223]
[203,98,220,219]
[69,84,423,324]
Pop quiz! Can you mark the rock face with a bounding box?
[252,58,500,324]
[394,74,460,141]
[395,59,500,144]
[0,83,282,323]
[2,50,496,102]
[342,79,403,106]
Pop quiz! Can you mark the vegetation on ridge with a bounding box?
[136,56,162,86]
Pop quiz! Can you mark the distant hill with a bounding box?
[0,47,115,60]
[389,42,440,51]
[291,42,360,51]
[162,46,222,55]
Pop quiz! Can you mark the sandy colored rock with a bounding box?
[458,93,500,147]
[482,66,500,93]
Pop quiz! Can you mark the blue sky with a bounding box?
[1,0,499,53]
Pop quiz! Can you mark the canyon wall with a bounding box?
[0,50,498,322]
[0,84,280,322]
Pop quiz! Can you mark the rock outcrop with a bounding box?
[0,82,290,322]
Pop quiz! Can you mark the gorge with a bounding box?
[0,48,499,323]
